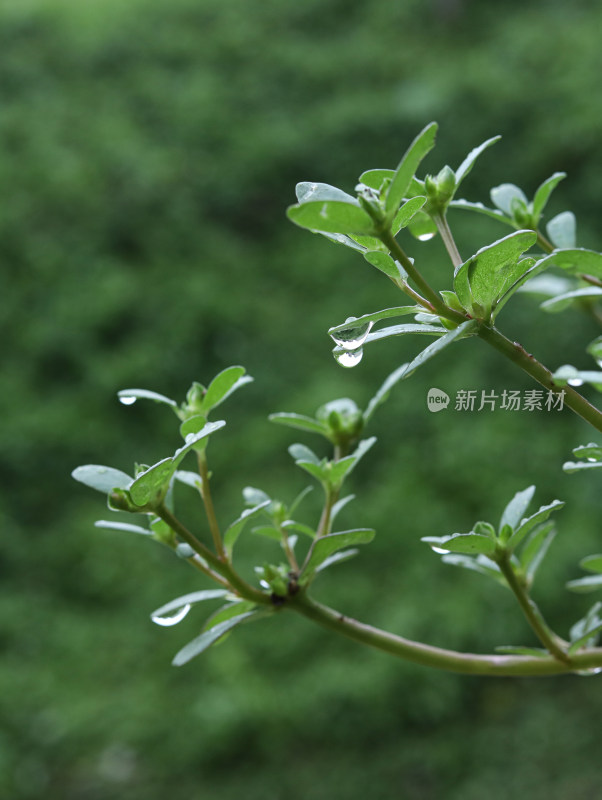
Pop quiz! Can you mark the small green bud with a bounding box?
[424,174,438,198]
[108,488,139,513]
[435,165,456,204]
[510,198,532,227]
[179,382,206,420]
[316,398,364,447]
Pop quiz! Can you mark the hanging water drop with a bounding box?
[334,347,364,368]
[431,546,451,555]
[330,317,374,350]
[417,232,436,242]
[568,378,584,387]
[151,603,192,627]
[119,395,137,406]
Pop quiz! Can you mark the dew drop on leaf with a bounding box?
[119,396,137,406]
[334,347,364,368]
[330,318,374,350]
[417,232,436,242]
[151,604,192,627]
[568,378,584,387]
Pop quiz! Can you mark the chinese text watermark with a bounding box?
[427,388,565,413]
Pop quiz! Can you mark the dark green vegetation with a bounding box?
[3,0,602,797]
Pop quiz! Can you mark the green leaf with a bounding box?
[364,362,410,422]
[494,646,549,657]
[358,169,394,191]
[151,589,229,625]
[490,184,528,216]
[295,181,356,204]
[385,122,438,214]
[519,522,556,583]
[289,485,314,516]
[587,337,602,361]
[507,500,564,550]
[295,461,329,483]
[499,485,535,532]
[72,465,132,494]
[566,575,602,594]
[328,437,376,485]
[288,443,322,465]
[441,553,503,583]
[568,622,602,654]
[315,549,359,574]
[269,412,330,438]
[174,470,203,491]
[331,494,355,523]
[287,200,375,236]
[173,420,227,465]
[203,600,258,633]
[329,306,420,337]
[282,520,315,539]
[547,211,576,249]
[569,602,602,653]
[540,287,602,313]
[179,414,208,440]
[201,366,253,413]
[518,274,575,297]
[243,486,271,506]
[455,136,501,187]
[532,172,566,220]
[400,320,478,380]
[363,322,446,344]
[572,443,602,461]
[453,231,537,316]
[580,554,602,574]
[547,248,602,278]
[172,611,258,666]
[553,365,602,391]
[563,460,602,473]
[363,251,405,280]
[224,501,272,557]
[422,533,496,556]
[392,196,427,230]
[94,520,151,536]
[302,529,375,577]
[251,525,282,542]
[117,388,178,408]
[129,458,175,507]
[449,199,513,226]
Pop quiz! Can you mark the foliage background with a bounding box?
[2,0,602,797]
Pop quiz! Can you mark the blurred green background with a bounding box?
[3,0,602,797]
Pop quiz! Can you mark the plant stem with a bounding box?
[196,452,226,558]
[496,553,568,661]
[432,211,463,269]
[477,323,602,434]
[157,505,271,605]
[287,592,602,676]
[380,230,465,322]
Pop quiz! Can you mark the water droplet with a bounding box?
[568,378,584,387]
[334,348,364,368]
[431,547,451,555]
[119,395,137,406]
[576,667,602,676]
[587,458,598,463]
[151,604,191,627]
[596,359,602,369]
[330,318,374,350]
[417,232,436,242]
